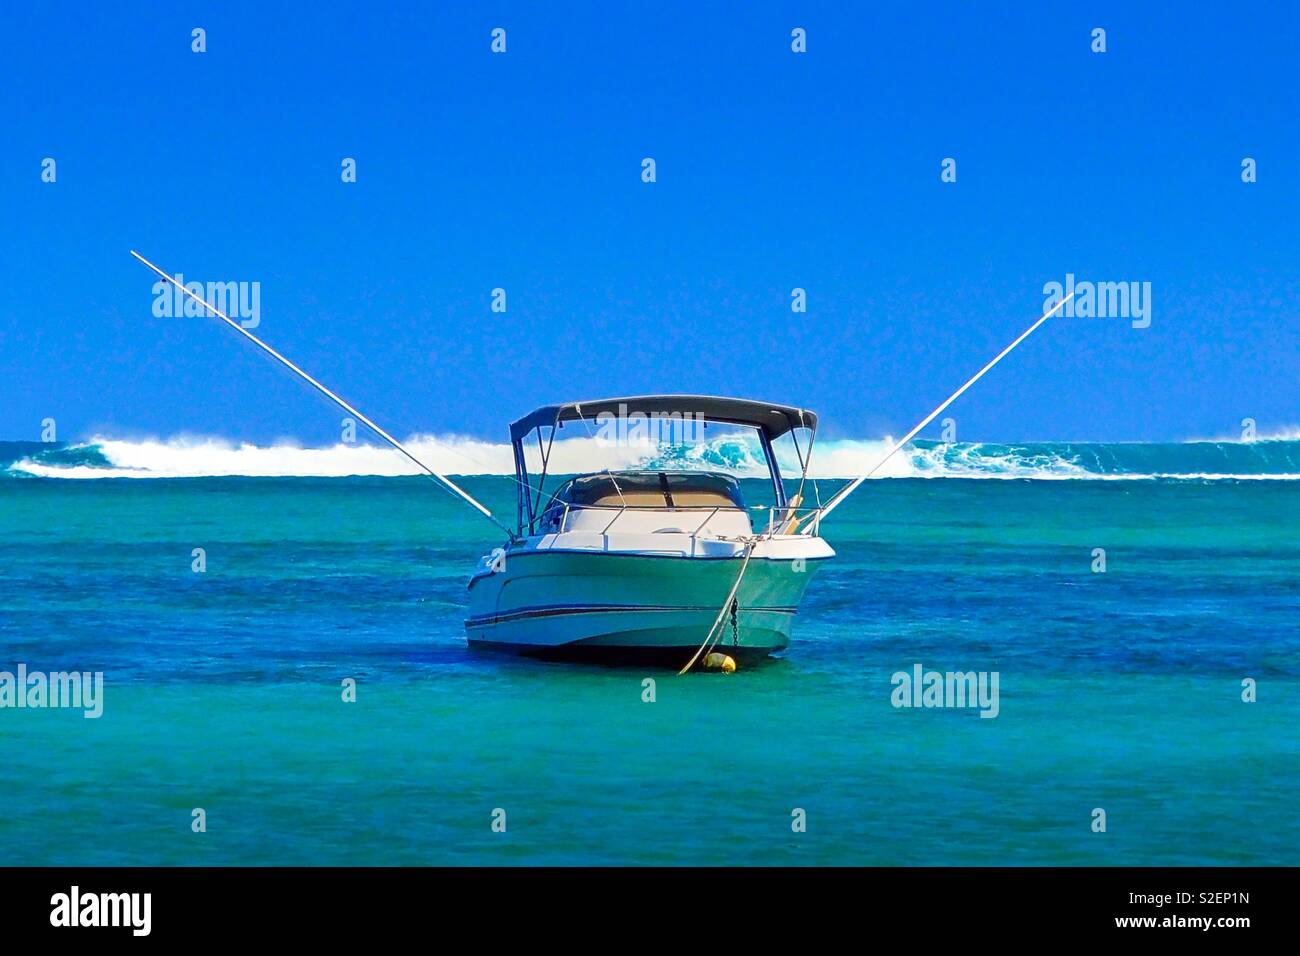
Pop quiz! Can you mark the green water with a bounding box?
[1,477,1297,864]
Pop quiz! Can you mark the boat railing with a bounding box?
[547,501,825,538]
[552,501,734,536]
[760,504,824,537]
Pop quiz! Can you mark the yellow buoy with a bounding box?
[703,652,736,674]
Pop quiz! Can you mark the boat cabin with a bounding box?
[510,395,819,540]
[538,470,751,536]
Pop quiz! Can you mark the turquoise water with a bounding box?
[1,463,1298,865]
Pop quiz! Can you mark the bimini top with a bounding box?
[510,395,817,442]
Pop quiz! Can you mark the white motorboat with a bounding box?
[464,397,835,665]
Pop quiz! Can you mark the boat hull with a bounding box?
[465,546,828,666]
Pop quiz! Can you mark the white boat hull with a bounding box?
[465,538,832,665]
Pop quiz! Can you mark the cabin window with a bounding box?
[550,471,745,512]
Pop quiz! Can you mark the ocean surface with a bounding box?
[1,437,1298,865]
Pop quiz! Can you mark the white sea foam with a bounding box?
[11,434,684,480]
[10,435,917,480]
[9,433,1300,481]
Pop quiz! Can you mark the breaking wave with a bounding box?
[5,432,1300,482]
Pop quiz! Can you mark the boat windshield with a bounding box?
[551,471,745,510]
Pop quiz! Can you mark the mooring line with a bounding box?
[678,538,756,675]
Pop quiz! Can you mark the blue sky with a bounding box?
[2,1,1297,445]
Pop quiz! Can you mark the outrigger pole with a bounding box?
[130,251,511,535]
[801,291,1077,533]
